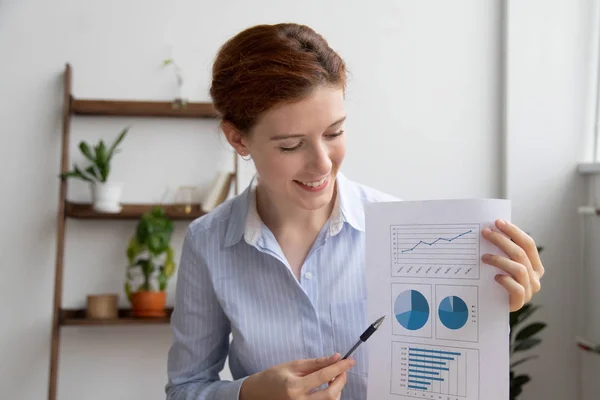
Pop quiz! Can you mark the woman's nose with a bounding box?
[309,142,332,174]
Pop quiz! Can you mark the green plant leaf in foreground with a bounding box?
[510,355,539,369]
[513,338,542,353]
[515,322,546,341]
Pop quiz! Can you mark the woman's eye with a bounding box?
[280,142,303,152]
[279,131,343,152]
[326,130,345,139]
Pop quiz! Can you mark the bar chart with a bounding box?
[391,341,479,400]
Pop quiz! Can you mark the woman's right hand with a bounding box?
[239,353,355,400]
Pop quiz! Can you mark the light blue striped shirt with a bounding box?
[166,172,398,400]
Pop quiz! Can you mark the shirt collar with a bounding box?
[336,171,365,233]
[224,171,364,248]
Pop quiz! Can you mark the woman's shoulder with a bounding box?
[186,196,237,239]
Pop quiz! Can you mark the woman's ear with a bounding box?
[221,121,250,156]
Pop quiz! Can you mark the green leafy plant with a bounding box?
[60,127,129,183]
[509,245,546,400]
[125,206,176,300]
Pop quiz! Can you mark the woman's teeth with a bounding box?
[299,177,327,187]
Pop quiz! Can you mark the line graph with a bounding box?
[391,224,480,279]
[400,230,472,253]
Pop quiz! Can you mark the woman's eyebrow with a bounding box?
[269,116,346,140]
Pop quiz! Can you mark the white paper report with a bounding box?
[364,199,511,400]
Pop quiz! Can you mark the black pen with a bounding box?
[342,315,386,360]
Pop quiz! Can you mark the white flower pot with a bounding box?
[91,182,123,213]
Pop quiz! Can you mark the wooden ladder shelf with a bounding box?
[48,63,236,400]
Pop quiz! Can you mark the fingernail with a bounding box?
[497,219,507,227]
[482,228,491,235]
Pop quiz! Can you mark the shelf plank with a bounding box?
[65,201,205,220]
[60,308,173,326]
[71,98,219,118]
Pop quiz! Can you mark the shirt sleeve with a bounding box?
[166,226,248,399]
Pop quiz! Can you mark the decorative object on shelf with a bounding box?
[59,126,129,213]
[163,57,187,109]
[509,244,546,400]
[201,171,235,213]
[125,206,176,317]
[85,294,119,319]
[172,185,199,214]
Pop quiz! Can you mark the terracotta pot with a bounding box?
[130,291,166,317]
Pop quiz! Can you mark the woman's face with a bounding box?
[228,85,346,212]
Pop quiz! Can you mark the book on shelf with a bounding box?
[201,171,235,213]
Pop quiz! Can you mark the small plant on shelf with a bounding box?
[125,206,176,317]
[60,126,129,213]
[163,57,187,108]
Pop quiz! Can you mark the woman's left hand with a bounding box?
[481,219,545,312]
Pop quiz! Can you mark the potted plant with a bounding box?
[163,57,188,108]
[60,126,129,213]
[125,206,176,317]
[509,245,547,399]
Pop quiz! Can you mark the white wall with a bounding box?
[4,0,582,399]
[506,1,599,399]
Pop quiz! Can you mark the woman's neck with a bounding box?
[255,183,337,236]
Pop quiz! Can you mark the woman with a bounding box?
[165,23,544,400]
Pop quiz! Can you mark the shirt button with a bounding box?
[304,272,313,280]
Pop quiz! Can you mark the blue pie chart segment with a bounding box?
[438,296,469,330]
[394,290,429,330]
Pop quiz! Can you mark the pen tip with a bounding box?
[374,315,385,329]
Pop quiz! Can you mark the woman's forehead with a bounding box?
[252,86,346,138]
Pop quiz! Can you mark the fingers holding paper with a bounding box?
[480,219,544,312]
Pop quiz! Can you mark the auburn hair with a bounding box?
[209,23,347,133]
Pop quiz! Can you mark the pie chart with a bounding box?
[438,296,469,330]
[394,290,429,330]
